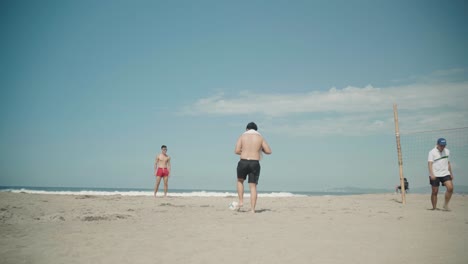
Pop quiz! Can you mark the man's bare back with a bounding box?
[235,131,272,160]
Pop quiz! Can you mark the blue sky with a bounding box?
[1,0,467,192]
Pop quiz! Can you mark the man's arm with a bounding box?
[428,161,435,180]
[261,139,272,155]
[448,161,453,180]
[154,155,160,174]
[235,137,242,155]
[167,157,171,176]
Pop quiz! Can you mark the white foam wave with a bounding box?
[3,188,305,197]
[7,189,154,197]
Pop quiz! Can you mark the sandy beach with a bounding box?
[1,192,467,264]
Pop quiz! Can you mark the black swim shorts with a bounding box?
[237,159,261,184]
[429,175,451,187]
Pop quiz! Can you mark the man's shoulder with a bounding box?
[241,133,263,138]
[428,148,437,159]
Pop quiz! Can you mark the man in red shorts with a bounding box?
[154,145,171,198]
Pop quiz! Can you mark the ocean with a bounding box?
[0,186,393,197]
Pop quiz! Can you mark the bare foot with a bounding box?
[443,204,451,211]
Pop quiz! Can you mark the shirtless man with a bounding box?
[234,122,272,213]
[154,145,171,198]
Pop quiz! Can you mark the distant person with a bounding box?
[395,178,409,193]
[234,122,272,213]
[428,138,454,210]
[154,145,171,198]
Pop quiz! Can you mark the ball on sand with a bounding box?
[228,201,239,210]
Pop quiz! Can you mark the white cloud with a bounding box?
[182,74,468,136]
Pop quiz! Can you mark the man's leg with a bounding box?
[249,183,257,213]
[443,180,454,210]
[154,176,162,197]
[431,186,439,210]
[163,176,169,197]
[237,178,244,207]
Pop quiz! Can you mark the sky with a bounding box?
[1,0,468,192]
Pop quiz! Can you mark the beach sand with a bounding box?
[1,192,467,264]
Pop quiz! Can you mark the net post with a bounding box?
[393,104,406,205]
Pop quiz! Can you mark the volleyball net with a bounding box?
[400,127,468,189]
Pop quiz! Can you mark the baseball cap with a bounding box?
[437,138,447,146]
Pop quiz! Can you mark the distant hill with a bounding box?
[407,185,468,194]
[326,186,393,194]
[327,185,468,194]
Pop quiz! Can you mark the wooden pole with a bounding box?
[393,104,406,204]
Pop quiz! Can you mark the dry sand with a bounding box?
[1,192,467,264]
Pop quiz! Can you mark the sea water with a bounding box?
[0,186,382,197]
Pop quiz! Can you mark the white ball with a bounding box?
[228,201,239,210]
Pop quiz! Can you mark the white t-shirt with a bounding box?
[428,147,450,177]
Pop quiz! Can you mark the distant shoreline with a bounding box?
[0,185,392,197]
[2,185,468,196]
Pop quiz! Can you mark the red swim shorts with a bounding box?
[156,168,169,177]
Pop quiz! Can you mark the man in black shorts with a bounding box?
[428,138,454,210]
[234,122,272,213]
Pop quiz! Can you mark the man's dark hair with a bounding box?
[246,122,258,131]
[161,145,167,149]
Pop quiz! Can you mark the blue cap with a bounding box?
[437,138,447,146]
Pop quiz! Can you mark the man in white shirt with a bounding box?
[428,138,454,210]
